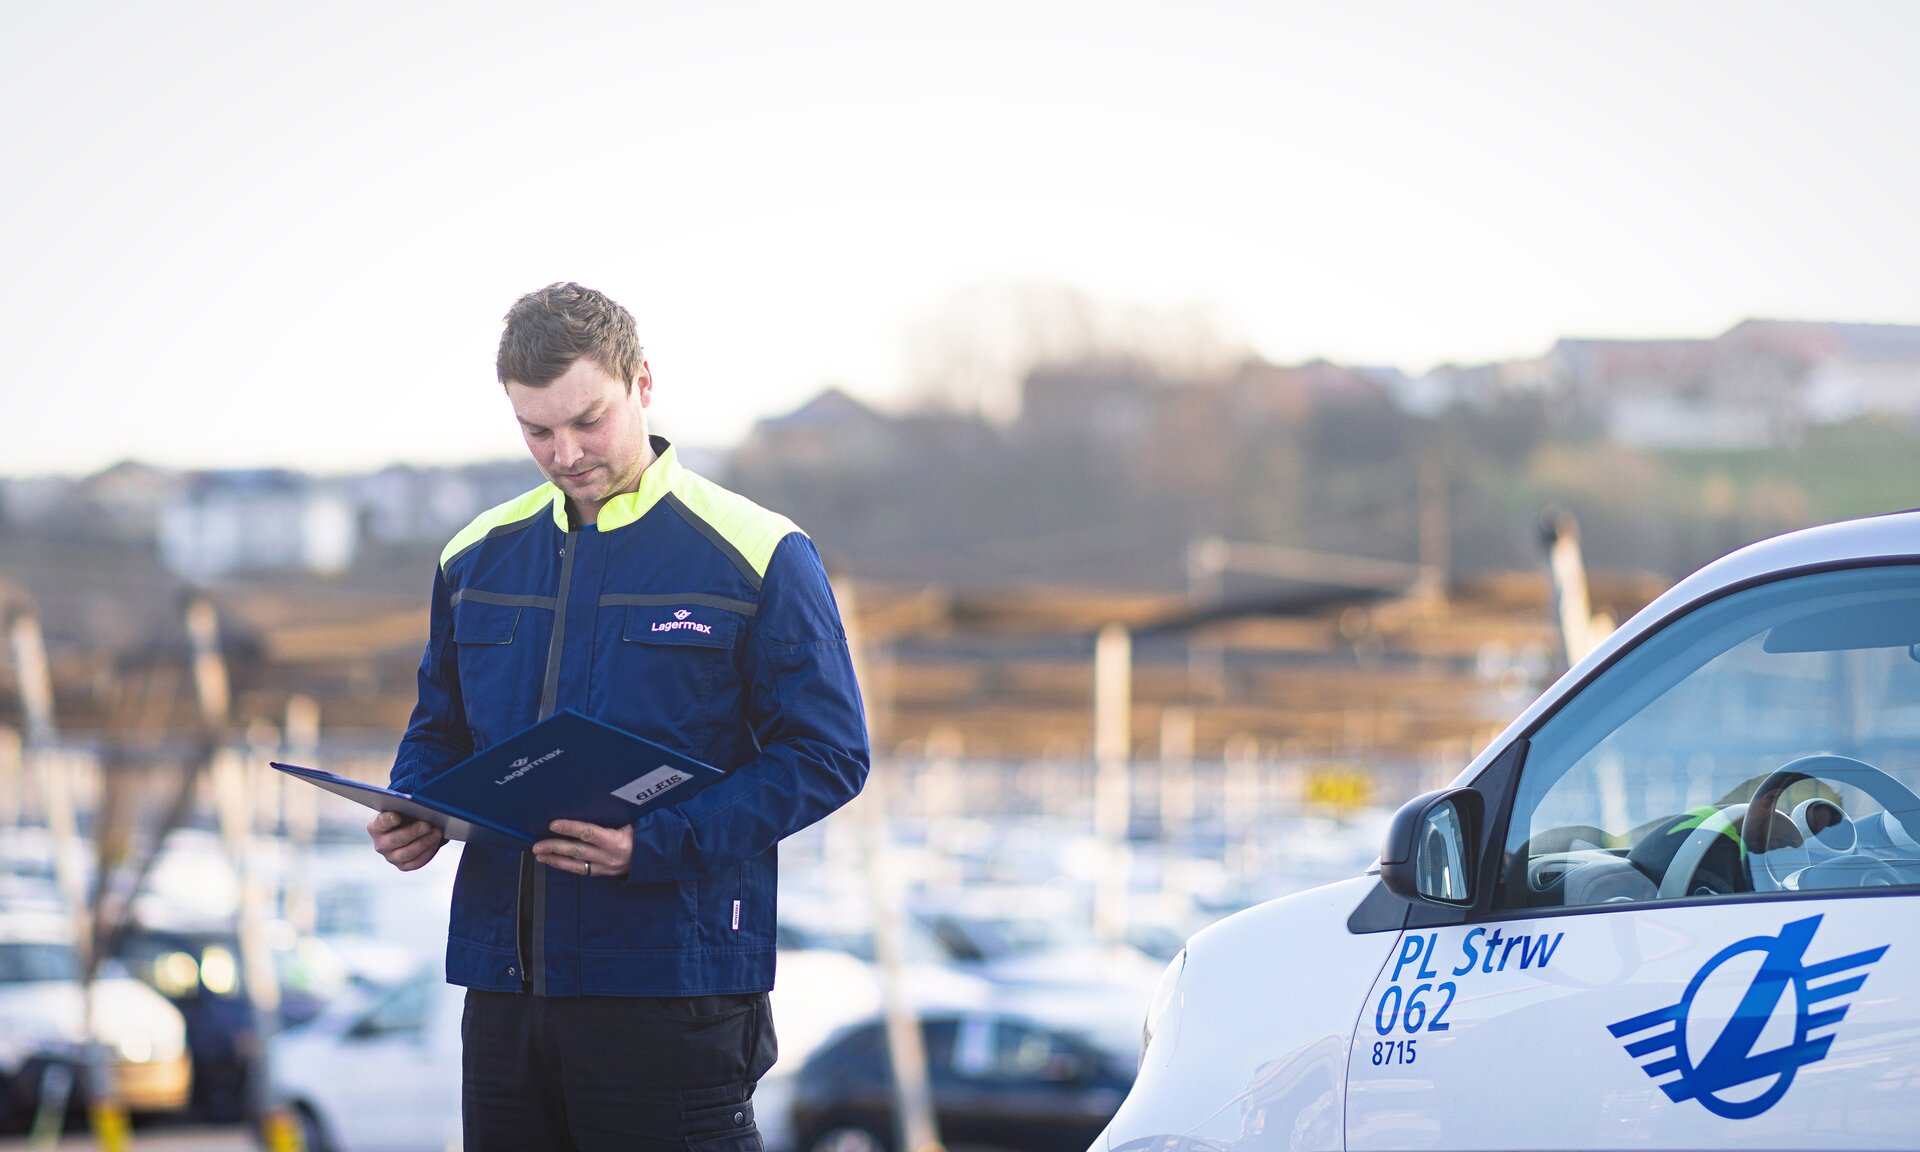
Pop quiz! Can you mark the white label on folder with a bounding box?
[613,766,692,806]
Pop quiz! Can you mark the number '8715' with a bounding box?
[1371,1040,1416,1065]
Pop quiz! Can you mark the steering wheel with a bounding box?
[1743,756,1920,890]
[1741,753,1920,892]
[1656,754,1920,900]
[1655,803,1755,901]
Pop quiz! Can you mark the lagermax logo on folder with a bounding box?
[274,709,722,851]
[614,766,694,806]
[495,747,563,785]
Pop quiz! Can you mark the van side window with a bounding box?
[1498,565,1920,911]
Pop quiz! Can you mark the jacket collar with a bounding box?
[588,436,680,533]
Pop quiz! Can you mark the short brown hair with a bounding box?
[496,282,644,390]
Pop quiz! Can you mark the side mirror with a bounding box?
[1380,788,1484,907]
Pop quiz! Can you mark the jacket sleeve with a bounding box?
[390,566,475,795]
[625,532,870,881]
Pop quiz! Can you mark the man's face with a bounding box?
[507,357,655,522]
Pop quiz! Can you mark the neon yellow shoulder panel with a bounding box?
[591,444,804,577]
[439,484,564,569]
[670,469,803,580]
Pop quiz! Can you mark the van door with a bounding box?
[1346,565,1920,1149]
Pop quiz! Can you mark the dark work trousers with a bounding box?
[462,989,778,1152]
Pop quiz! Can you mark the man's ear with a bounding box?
[633,360,653,406]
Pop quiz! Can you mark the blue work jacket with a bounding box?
[391,439,869,996]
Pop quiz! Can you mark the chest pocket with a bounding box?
[453,600,522,645]
[451,597,547,741]
[621,607,741,651]
[610,605,746,738]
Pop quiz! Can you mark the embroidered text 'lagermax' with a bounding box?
[652,608,714,635]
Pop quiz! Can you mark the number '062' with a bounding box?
[1373,982,1456,1036]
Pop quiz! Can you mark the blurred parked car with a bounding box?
[791,1010,1132,1152]
[0,909,191,1130]
[115,920,262,1122]
[270,967,463,1152]
[267,941,995,1152]
[759,947,992,1151]
[115,916,348,1121]
[911,885,1084,965]
[1104,512,1920,1149]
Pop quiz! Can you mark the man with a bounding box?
[368,282,869,1150]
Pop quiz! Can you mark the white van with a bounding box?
[1100,511,1920,1151]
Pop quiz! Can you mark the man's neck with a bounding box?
[565,443,660,528]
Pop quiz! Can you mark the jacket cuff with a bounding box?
[626,806,692,882]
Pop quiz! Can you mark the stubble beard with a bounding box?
[557,451,649,512]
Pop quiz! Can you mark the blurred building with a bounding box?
[1732,319,1920,426]
[1550,319,1920,448]
[733,387,898,476]
[80,461,187,541]
[347,459,542,547]
[159,471,357,580]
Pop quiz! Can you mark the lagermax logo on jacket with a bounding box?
[651,608,714,635]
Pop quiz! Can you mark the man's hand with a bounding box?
[534,820,632,879]
[368,811,445,871]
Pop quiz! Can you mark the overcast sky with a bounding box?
[4,1,1917,476]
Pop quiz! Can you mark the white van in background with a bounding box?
[1101,512,1920,1150]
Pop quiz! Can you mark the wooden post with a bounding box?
[213,748,282,1020]
[1224,733,1260,876]
[186,598,230,731]
[9,611,56,747]
[1157,706,1196,834]
[7,612,66,946]
[7,605,130,1150]
[924,726,964,821]
[186,595,301,1152]
[0,725,20,831]
[1418,453,1450,596]
[1185,538,1227,701]
[1093,623,1132,947]
[283,696,321,937]
[838,578,943,1152]
[1156,706,1196,924]
[41,748,95,971]
[1542,509,1596,669]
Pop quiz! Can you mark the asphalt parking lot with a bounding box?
[0,1126,253,1151]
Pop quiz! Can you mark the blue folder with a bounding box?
[271,709,725,849]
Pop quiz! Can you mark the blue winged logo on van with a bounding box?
[1606,915,1886,1119]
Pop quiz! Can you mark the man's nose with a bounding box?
[551,431,584,468]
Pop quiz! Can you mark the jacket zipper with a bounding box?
[517,527,577,994]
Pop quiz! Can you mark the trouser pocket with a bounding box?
[681,1087,760,1151]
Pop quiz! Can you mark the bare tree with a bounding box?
[905,281,1245,420]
